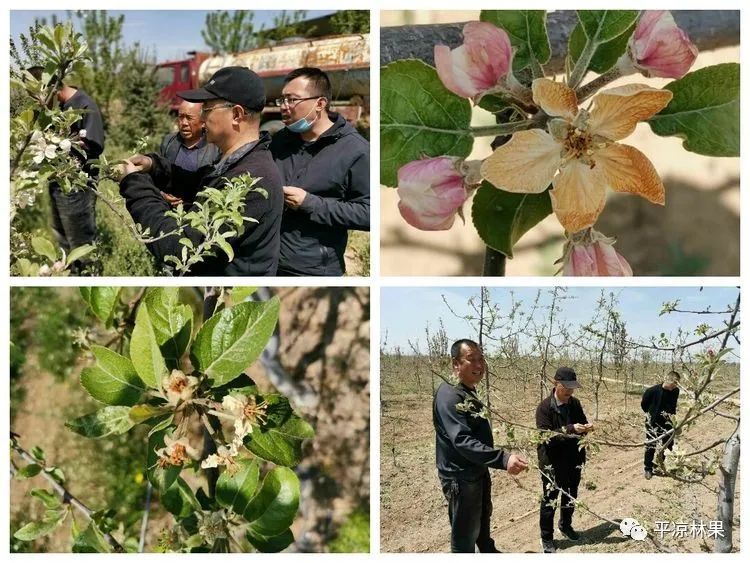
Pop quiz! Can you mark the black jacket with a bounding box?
[119,133,283,276]
[160,132,220,172]
[271,112,370,276]
[62,89,105,177]
[641,384,679,427]
[433,382,510,480]
[536,392,588,470]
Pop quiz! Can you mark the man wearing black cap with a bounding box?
[536,367,594,553]
[433,339,529,552]
[641,370,680,480]
[118,66,283,276]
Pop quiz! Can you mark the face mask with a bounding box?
[286,102,319,133]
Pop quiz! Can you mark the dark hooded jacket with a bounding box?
[271,112,369,276]
[536,392,589,470]
[119,132,283,276]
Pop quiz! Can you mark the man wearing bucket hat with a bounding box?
[118,66,283,276]
[536,367,594,553]
[641,370,681,480]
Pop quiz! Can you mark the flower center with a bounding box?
[243,397,269,426]
[158,443,189,468]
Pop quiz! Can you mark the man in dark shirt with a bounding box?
[641,370,680,480]
[270,67,370,276]
[433,339,528,553]
[536,367,594,553]
[119,66,283,276]
[159,100,220,206]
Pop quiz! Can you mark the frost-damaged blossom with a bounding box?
[628,11,698,79]
[162,369,199,406]
[156,433,200,468]
[481,78,672,232]
[397,156,480,230]
[201,442,240,474]
[434,21,512,98]
[561,230,632,276]
[212,394,269,446]
[197,511,228,544]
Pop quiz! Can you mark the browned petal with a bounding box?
[550,160,607,232]
[595,143,666,204]
[588,84,673,141]
[532,78,579,120]
[480,129,561,193]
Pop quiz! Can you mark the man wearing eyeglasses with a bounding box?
[270,67,370,276]
[118,66,283,276]
[158,100,220,206]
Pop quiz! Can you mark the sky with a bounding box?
[10,10,337,62]
[381,286,740,356]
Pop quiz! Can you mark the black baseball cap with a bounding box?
[179,66,265,112]
[554,367,581,389]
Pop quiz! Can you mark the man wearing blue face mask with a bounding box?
[270,67,370,276]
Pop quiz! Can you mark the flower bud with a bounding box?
[629,11,698,79]
[434,21,512,98]
[562,231,633,276]
[397,156,474,231]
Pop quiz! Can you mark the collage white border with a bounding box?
[1,0,747,560]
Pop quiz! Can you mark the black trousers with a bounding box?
[644,423,674,471]
[539,464,581,540]
[439,472,497,553]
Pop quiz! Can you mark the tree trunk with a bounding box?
[715,430,740,552]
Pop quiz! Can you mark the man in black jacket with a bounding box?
[641,370,680,480]
[536,367,593,553]
[119,67,283,276]
[270,67,370,276]
[433,339,528,553]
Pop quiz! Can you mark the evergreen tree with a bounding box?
[201,11,259,54]
[330,10,370,35]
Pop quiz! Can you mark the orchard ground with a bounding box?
[380,354,740,553]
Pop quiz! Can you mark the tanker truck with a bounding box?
[155,33,370,133]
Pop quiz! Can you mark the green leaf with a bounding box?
[146,429,181,492]
[66,244,96,266]
[190,297,280,387]
[31,446,45,462]
[216,458,260,514]
[31,236,58,262]
[65,406,136,439]
[568,20,635,74]
[244,467,300,537]
[216,237,235,263]
[80,345,145,406]
[471,182,553,258]
[129,404,169,424]
[130,303,168,388]
[141,288,193,370]
[230,287,258,305]
[79,287,121,324]
[648,63,740,157]
[480,10,550,72]
[245,404,314,467]
[380,59,473,187]
[246,528,294,553]
[14,508,67,541]
[577,10,639,44]
[31,489,62,509]
[15,464,43,480]
[161,477,200,518]
[72,521,112,553]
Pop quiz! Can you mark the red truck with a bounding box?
[155,34,370,132]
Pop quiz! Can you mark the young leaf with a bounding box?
[577,10,639,44]
[129,404,169,424]
[130,304,168,388]
[230,287,259,305]
[66,244,96,266]
[472,182,553,258]
[244,467,300,537]
[191,297,280,387]
[30,488,62,509]
[14,508,68,541]
[79,287,121,324]
[216,458,260,514]
[15,463,43,480]
[141,288,194,369]
[244,411,314,467]
[80,345,145,406]
[480,10,550,72]
[31,236,58,262]
[31,446,45,462]
[65,406,136,439]
[246,528,294,553]
[380,59,473,187]
[648,63,740,157]
[72,521,113,553]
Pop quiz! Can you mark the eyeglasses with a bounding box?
[200,103,235,119]
[274,96,319,108]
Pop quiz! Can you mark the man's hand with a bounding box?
[128,154,153,173]
[160,191,183,207]
[573,423,594,434]
[283,185,308,210]
[506,454,529,476]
